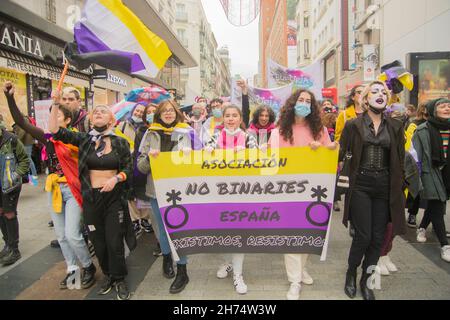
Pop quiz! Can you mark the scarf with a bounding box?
[149,121,191,134]
[248,122,275,135]
[217,127,247,149]
[89,128,115,157]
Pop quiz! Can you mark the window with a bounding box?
[304,16,309,28]
[176,3,186,14]
[177,29,185,40]
[46,0,56,23]
[304,39,310,55]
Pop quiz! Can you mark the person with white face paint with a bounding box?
[339,81,406,300]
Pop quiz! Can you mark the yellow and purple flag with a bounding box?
[66,0,172,77]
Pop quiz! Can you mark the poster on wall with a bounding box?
[267,59,323,99]
[418,59,450,105]
[0,67,28,129]
[34,99,52,133]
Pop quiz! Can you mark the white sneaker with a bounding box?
[377,257,390,276]
[417,228,427,243]
[286,282,301,300]
[441,245,450,262]
[216,263,233,279]
[302,269,314,285]
[233,274,247,294]
[383,255,398,272]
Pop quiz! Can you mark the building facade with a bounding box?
[174,0,231,104]
[0,0,196,128]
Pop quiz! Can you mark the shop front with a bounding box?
[0,16,90,129]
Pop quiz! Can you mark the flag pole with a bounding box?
[57,61,70,92]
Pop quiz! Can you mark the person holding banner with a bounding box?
[4,82,98,288]
[335,85,365,142]
[339,81,406,300]
[205,104,258,295]
[137,99,192,294]
[269,89,337,300]
[116,103,154,236]
[49,99,135,300]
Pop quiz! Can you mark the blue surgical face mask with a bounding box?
[146,114,154,123]
[295,102,311,118]
[132,116,143,123]
[212,109,222,118]
[192,109,202,117]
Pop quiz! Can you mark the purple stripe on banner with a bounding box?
[74,23,145,73]
[159,201,331,233]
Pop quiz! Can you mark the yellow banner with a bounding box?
[150,147,338,180]
[0,67,28,129]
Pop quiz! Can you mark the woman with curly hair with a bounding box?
[247,105,276,145]
[269,89,337,300]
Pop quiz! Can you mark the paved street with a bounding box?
[0,177,449,300]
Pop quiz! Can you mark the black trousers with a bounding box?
[0,187,21,250]
[348,171,390,273]
[419,200,448,247]
[83,185,128,280]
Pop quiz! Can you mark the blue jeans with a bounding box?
[150,198,187,265]
[24,145,37,177]
[50,183,92,271]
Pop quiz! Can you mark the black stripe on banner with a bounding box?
[170,229,327,255]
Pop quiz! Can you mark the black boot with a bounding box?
[0,216,9,259]
[1,217,21,266]
[162,254,175,279]
[169,264,189,294]
[81,263,97,289]
[344,267,357,299]
[360,272,376,300]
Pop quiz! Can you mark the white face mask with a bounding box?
[367,84,388,110]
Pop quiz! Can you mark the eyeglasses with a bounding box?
[161,109,176,114]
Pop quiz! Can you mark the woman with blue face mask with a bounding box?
[269,89,337,301]
[116,104,154,237]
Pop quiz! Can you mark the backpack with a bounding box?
[0,132,22,193]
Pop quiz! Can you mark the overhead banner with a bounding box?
[231,79,293,115]
[150,147,338,260]
[267,59,323,99]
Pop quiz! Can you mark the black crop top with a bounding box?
[86,148,120,170]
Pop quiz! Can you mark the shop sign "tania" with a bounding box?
[0,26,43,58]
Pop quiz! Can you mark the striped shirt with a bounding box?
[440,130,450,159]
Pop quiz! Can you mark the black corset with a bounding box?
[360,144,390,171]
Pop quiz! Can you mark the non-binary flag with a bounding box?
[66,0,172,77]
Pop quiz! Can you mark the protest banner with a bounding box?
[267,59,324,100]
[150,147,338,260]
[231,79,293,115]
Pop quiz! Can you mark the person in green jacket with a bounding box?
[0,126,30,267]
[413,98,450,262]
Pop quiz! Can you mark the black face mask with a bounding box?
[93,125,108,133]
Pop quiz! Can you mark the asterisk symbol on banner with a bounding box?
[311,186,328,202]
[166,189,182,205]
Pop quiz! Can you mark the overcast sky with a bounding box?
[201,0,259,85]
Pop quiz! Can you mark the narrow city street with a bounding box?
[1,179,449,300]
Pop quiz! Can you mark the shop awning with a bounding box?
[0,49,90,83]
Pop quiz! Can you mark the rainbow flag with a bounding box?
[66,0,172,77]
